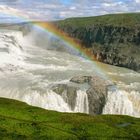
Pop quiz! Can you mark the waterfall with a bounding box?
[0,88,89,113]
[22,90,72,112]
[0,24,140,117]
[103,86,135,116]
[128,91,140,114]
[0,88,71,112]
[23,89,89,114]
[74,90,89,114]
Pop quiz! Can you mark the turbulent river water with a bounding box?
[0,24,140,117]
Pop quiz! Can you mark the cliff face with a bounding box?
[55,13,140,72]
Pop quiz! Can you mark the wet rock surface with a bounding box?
[70,76,92,84]
[87,76,113,115]
[52,76,114,115]
[51,84,78,110]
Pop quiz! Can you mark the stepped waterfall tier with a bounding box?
[0,23,140,117]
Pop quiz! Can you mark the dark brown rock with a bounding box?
[70,76,92,84]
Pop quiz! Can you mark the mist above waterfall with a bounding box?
[0,23,140,117]
[20,23,82,57]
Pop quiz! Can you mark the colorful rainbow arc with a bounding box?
[0,11,113,81]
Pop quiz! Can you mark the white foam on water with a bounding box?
[127,90,140,116]
[0,87,90,113]
[103,88,140,117]
[0,25,140,117]
[22,90,72,112]
[74,90,89,114]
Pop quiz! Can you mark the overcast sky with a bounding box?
[0,0,140,22]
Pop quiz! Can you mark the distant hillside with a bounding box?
[0,97,140,139]
[56,13,140,27]
[55,13,140,72]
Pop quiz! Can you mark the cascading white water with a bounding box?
[0,88,89,113]
[103,87,138,116]
[0,24,140,117]
[22,90,72,112]
[74,90,89,113]
[128,90,140,114]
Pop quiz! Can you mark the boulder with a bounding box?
[70,76,92,84]
[52,75,114,115]
[70,75,113,115]
[51,84,78,110]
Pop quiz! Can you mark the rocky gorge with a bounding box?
[55,13,140,72]
[0,21,140,117]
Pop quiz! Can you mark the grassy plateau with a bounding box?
[56,13,140,27]
[0,98,140,140]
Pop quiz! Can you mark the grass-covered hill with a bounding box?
[0,97,140,140]
[56,13,140,27]
[54,13,140,72]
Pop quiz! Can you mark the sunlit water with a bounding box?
[0,25,140,117]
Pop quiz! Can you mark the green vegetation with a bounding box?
[0,98,140,139]
[54,13,140,72]
[56,13,140,27]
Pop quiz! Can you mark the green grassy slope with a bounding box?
[0,98,140,140]
[56,13,140,27]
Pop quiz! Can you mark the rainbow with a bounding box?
[31,22,111,79]
[0,10,113,81]
[32,22,95,59]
